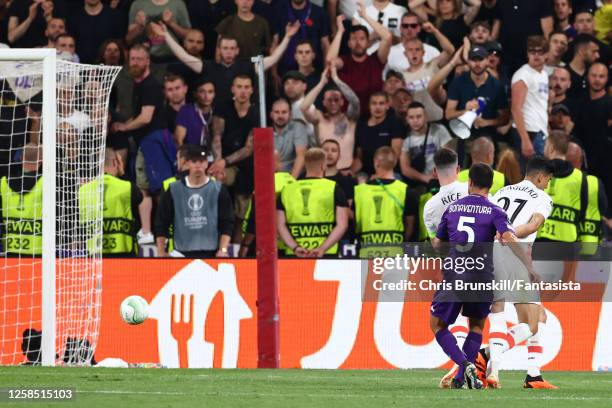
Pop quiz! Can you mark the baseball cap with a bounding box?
[485,41,503,55]
[551,104,570,115]
[282,70,307,83]
[184,145,208,161]
[468,46,489,60]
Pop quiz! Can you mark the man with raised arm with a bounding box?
[327,3,392,117]
[300,65,360,173]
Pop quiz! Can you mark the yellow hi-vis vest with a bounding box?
[355,180,407,258]
[162,176,177,192]
[79,174,135,254]
[281,177,337,255]
[418,190,435,241]
[162,176,177,252]
[537,168,583,242]
[458,169,505,195]
[579,174,602,255]
[242,172,296,252]
[0,176,43,255]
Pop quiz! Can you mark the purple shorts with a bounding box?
[431,296,492,325]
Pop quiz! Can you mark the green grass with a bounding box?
[0,367,610,408]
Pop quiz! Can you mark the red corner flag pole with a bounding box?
[251,55,279,368]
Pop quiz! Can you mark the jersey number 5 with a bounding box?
[457,216,475,252]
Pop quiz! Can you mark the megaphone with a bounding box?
[449,110,477,140]
[449,97,487,140]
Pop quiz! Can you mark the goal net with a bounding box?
[0,50,120,366]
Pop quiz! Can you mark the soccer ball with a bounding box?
[120,295,149,325]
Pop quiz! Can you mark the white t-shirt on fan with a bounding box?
[511,64,549,136]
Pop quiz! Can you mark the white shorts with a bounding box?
[493,244,540,304]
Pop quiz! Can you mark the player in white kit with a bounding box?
[485,156,558,389]
[423,148,468,239]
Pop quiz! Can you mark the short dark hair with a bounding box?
[369,91,388,102]
[575,8,593,17]
[219,36,239,45]
[55,33,74,43]
[401,11,420,21]
[178,143,197,158]
[525,156,554,177]
[163,74,185,85]
[407,101,425,111]
[194,77,215,91]
[349,25,369,37]
[232,73,253,84]
[549,30,568,41]
[573,33,597,51]
[434,148,458,169]
[469,163,494,189]
[295,39,315,51]
[323,85,341,97]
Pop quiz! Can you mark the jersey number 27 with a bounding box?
[496,197,527,224]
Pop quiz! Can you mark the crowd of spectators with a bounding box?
[0,0,610,257]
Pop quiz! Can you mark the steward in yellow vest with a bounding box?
[354,147,415,258]
[278,148,348,257]
[239,171,296,256]
[80,148,142,256]
[578,174,605,255]
[537,131,584,243]
[0,144,43,255]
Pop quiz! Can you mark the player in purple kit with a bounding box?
[430,163,532,389]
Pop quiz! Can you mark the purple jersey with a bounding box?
[436,194,514,284]
[431,195,513,324]
[436,194,514,244]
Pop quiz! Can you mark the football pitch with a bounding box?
[0,367,611,407]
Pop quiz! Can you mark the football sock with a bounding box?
[449,315,469,348]
[527,322,545,377]
[487,311,508,376]
[455,331,483,380]
[506,322,534,351]
[490,322,533,376]
[435,328,468,367]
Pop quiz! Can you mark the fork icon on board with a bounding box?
[170,294,194,368]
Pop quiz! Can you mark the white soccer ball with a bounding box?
[120,295,149,325]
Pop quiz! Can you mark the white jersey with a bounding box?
[492,179,553,243]
[423,181,468,238]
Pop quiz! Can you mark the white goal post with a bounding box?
[0,49,120,366]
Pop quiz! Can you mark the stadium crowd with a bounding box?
[0,0,610,258]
